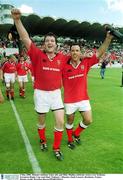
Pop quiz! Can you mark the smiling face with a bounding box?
[44,35,57,53]
[70,45,81,62]
[8,55,15,63]
[20,56,25,62]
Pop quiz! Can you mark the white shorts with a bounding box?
[64,100,91,115]
[4,73,15,83]
[34,89,64,113]
[17,75,28,82]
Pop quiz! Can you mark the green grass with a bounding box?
[0,68,123,174]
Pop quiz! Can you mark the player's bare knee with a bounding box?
[6,83,10,88]
[67,114,74,124]
[56,118,64,129]
[59,119,64,126]
[67,119,74,125]
[83,117,92,126]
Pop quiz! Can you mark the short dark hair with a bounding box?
[8,54,15,59]
[44,32,57,44]
[70,42,81,50]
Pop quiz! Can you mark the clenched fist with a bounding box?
[11,8,21,20]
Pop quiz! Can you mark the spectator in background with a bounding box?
[100,60,108,79]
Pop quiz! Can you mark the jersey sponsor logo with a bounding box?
[68,73,84,79]
[43,66,60,72]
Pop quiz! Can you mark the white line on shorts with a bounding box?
[10,100,42,173]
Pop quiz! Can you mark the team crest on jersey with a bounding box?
[57,60,61,65]
[81,65,84,70]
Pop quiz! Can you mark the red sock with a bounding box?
[19,88,22,96]
[10,90,14,98]
[66,128,74,142]
[21,89,25,97]
[73,125,85,137]
[38,128,46,143]
[53,131,63,150]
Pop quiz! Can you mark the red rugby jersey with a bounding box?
[2,61,16,73]
[62,54,99,103]
[28,42,67,91]
[16,61,29,76]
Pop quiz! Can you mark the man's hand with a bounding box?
[96,31,113,59]
[11,8,31,50]
[106,31,114,41]
[11,8,21,20]
[82,50,94,59]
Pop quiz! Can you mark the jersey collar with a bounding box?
[70,61,81,69]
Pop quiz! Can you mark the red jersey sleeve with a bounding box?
[27,42,43,65]
[84,53,99,72]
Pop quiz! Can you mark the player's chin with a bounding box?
[73,56,79,60]
[47,48,54,53]
[72,58,78,62]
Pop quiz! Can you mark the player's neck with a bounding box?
[70,59,81,67]
[46,52,56,60]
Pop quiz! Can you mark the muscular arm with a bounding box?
[11,9,31,50]
[96,32,113,59]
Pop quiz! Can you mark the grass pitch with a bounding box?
[0,67,123,174]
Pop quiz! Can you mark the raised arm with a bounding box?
[96,32,113,59]
[11,8,31,50]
